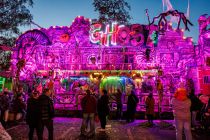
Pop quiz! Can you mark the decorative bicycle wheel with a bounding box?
[16,29,51,49]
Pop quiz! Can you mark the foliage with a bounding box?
[92,0,131,24]
[0,0,33,47]
[0,51,11,71]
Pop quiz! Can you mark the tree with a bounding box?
[92,0,131,24]
[0,0,33,47]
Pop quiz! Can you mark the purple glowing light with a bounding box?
[11,14,210,106]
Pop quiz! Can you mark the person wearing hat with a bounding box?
[172,82,192,140]
[26,90,40,140]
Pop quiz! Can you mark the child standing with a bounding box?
[145,92,155,126]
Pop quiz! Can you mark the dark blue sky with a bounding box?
[25,0,210,43]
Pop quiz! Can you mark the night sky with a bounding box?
[23,0,210,43]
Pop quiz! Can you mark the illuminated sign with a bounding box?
[90,22,120,46]
[90,23,145,47]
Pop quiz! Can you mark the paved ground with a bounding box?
[6,117,210,140]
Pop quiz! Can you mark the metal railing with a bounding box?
[54,92,173,112]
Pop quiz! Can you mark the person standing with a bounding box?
[188,92,202,129]
[97,89,109,130]
[38,88,54,140]
[74,84,81,110]
[126,90,139,123]
[47,79,55,99]
[157,79,163,113]
[26,91,40,140]
[172,82,192,140]
[0,90,10,128]
[13,94,26,121]
[145,92,155,126]
[80,90,97,137]
[116,89,122,120]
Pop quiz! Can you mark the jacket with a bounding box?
[38,94,54,120]
[115,91,122,105]
[145,97,155,115]
[189,94,202,111]
[12,98,26,113]
[0,94,10,111]
[97,94,109,115]
[127,93,139,110]
[26,97,39,124]
[172,97,191,119]
[81,95,97,114]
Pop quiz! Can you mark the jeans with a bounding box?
[28,123,40,140]
[191,111,197,127]
[116,104,122,120]
[81,113,95,136]
[174,118,192,140]
[98,113,107,129]
[146,114,154,124]
[39,119,54,140]
[126,107,136,122]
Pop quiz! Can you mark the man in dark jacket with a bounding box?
[26,91,40,140]
[126,90,139,123]
[80,89,97,137]
[38,88,54,140]
[97,89,109,130]
[188,92,202,128]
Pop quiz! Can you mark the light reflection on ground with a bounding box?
[6,118,210,140]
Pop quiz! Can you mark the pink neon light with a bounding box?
[111,23,118,45]
[90,22,120,46]
[89,24,102,44]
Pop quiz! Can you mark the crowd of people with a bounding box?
[0,80,210,140]
[0,87,27,127]
[0,87,54,140]
[79,82,210,140]
[80,88,139,138]
[171,82,210,140]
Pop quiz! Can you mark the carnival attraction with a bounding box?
[0,7,209,114]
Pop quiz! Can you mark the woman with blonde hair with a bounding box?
[171,82,192,140]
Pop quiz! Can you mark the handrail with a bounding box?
[54,92,173,111]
